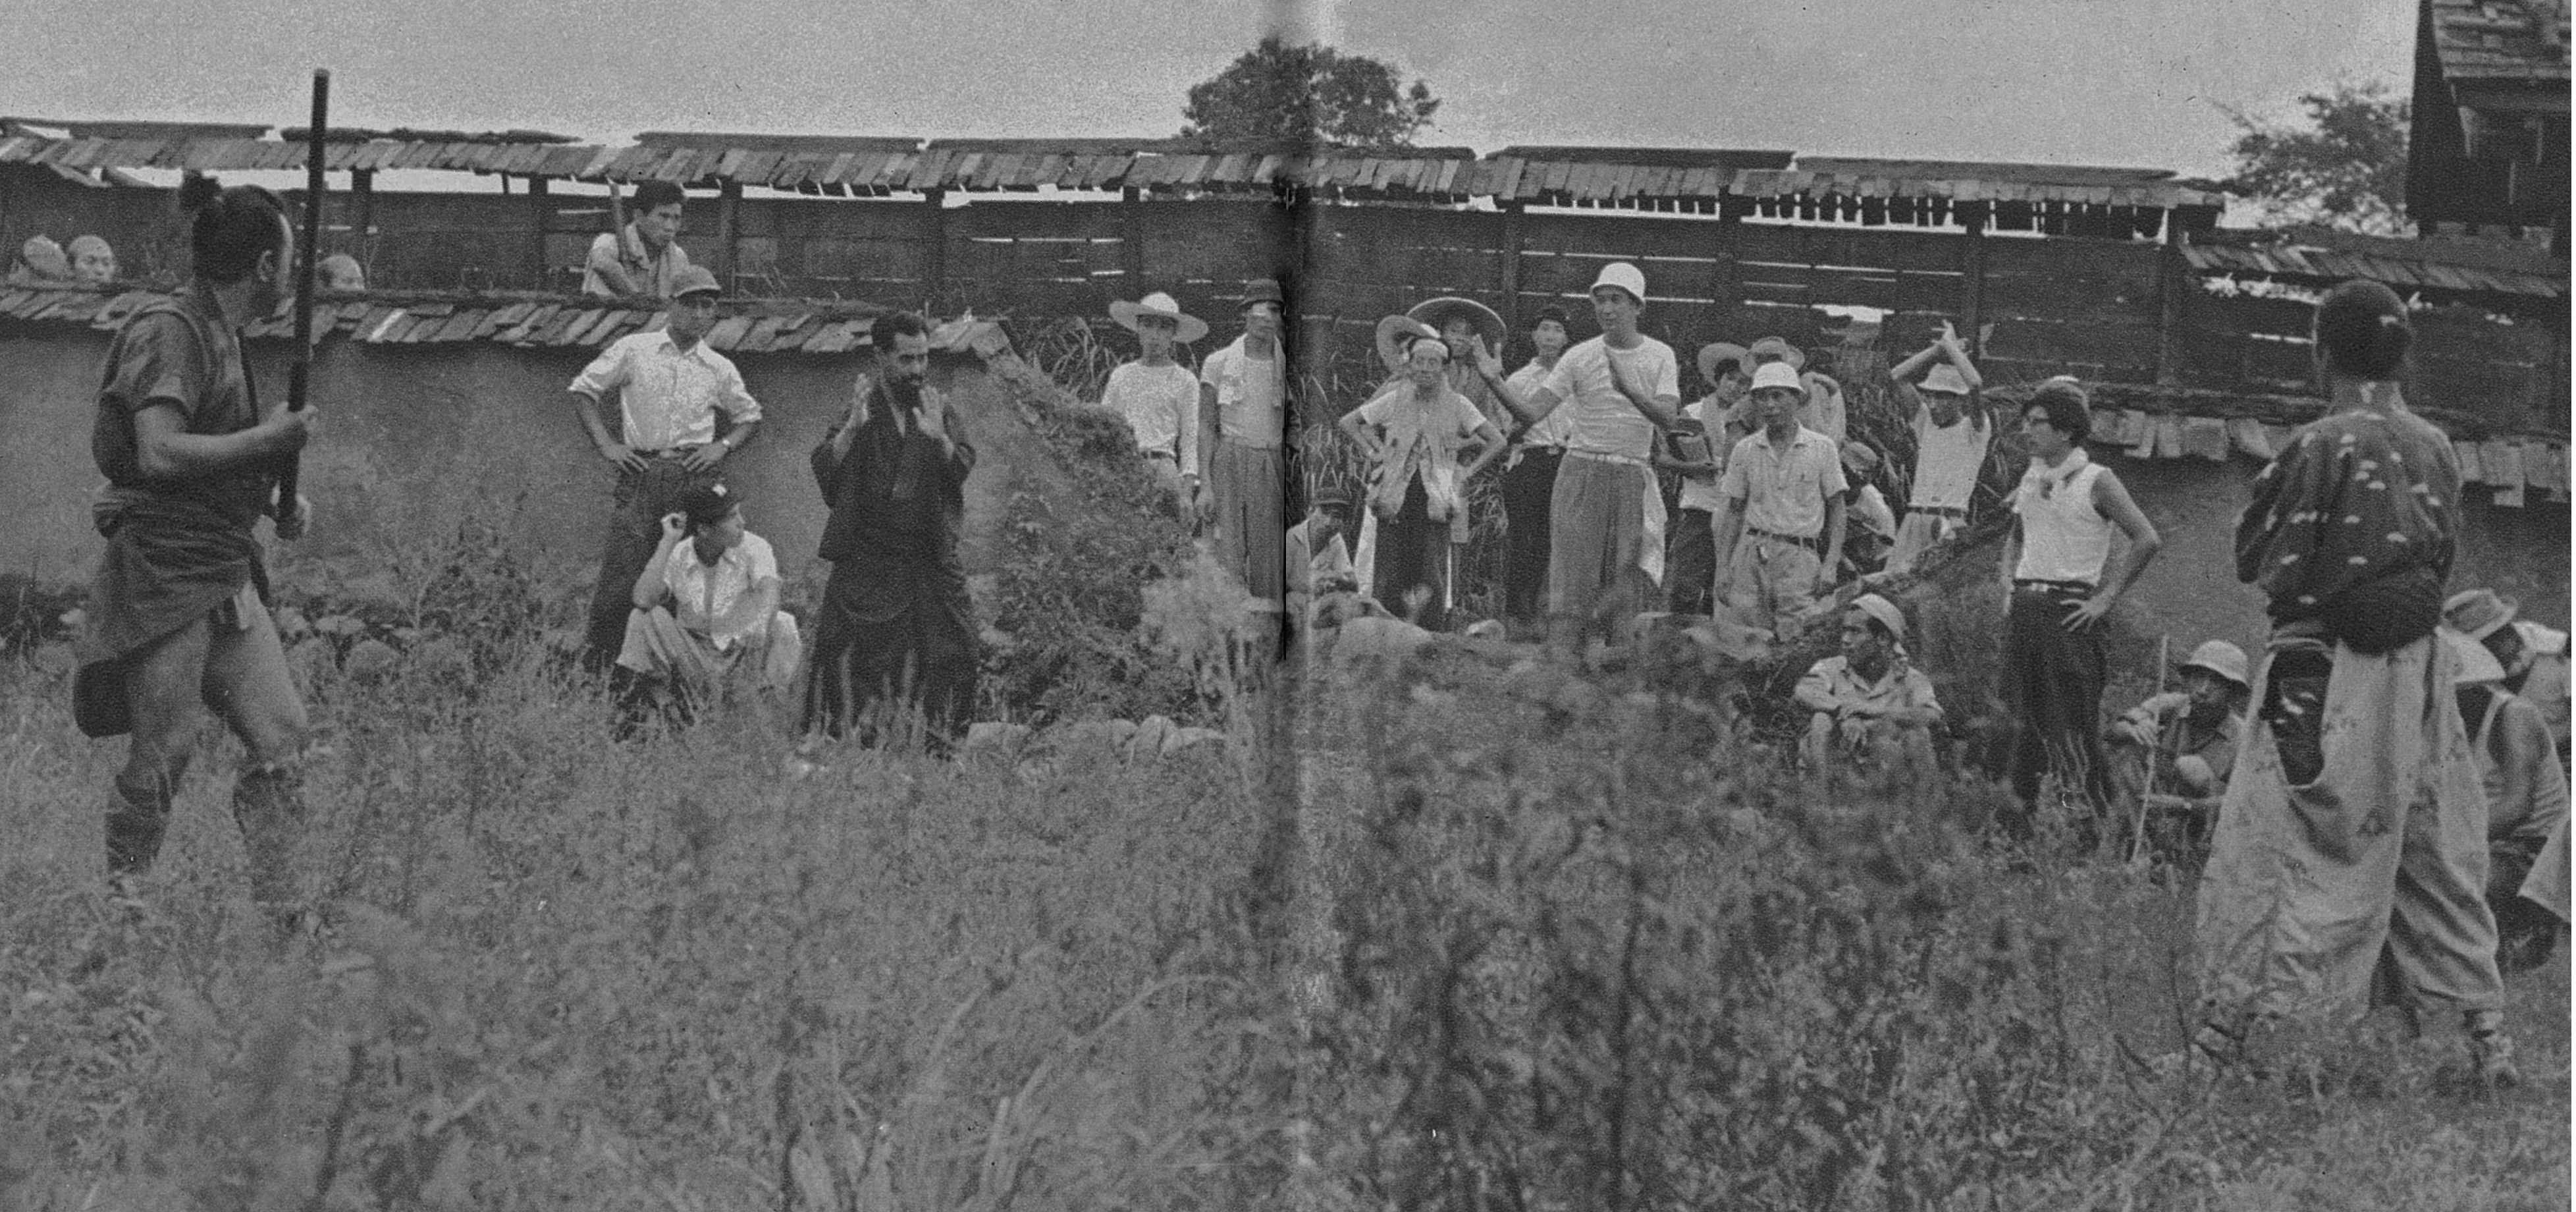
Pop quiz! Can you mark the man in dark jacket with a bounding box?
[798,311,979,753]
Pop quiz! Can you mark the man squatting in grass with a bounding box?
[1198,279,1289,617]
[1497,305,1575,630]
[72,173,316,924]
[1653,340,1750,618]
[1339,323,1503,631]
[1793,592,1943,777]
[800,311,980,753]
[2103,639,2249,854]
[1101,290,1206,526]
[617,482,803,717]
[2191,279,2519,1086]
[567,264,762,674]
[1708,362,1846,637]
[1882,320,1990,577]
[581,179,694,300]
[1482,262,1681,657]
[1995,379,2160,842]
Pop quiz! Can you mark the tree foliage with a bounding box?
[1180,37,1440,149]
[2221,82,2412,234]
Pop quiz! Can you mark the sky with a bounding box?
[0,0,2415,181]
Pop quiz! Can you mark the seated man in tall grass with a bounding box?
[617,482,803,720]
[1793,593,1942,775]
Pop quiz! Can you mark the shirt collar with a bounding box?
[2022,445,2090,489]
[1754,425,1823,453]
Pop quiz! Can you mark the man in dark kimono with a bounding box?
[799,310,979,752]
[72,175,317,927]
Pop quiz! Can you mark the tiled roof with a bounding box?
[0,130,2226,211]
[2428,0,2572,82]
[2183,232,2566,300]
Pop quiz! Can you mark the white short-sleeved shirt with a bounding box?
[1200,337,1283,449]
[568,331,763,451]
[1906,393,1993,511]
[658,531,779,651]
[1720,426,1847,539]
[1505,360,1575,449]
[1103,361,1201,470]
[1537,335,1680,461]
[581,225,693,299]
[1356,383,1488,493]
[1677,393,1732,512]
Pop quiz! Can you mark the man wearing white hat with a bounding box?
[1793,592,1942,774]
[1883,321,1990,576]
[2106,639,2251,846]
[1480,262,1681,655]
[1102,290,1208,524]
[1709,361,1846,634]
[2444,588,2570,762]
[2444,626,2569,970]
[1741,336,1843,441]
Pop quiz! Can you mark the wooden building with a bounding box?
[2407,0,2571,250]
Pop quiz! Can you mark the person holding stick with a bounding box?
[582,180,693,299]
[70,173,317,925]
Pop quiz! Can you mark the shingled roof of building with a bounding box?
[2429,0,2572,82]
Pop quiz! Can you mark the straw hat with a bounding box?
[1590,262,1648,303]
[2176,640,2250,689]
[1919,364,1973,396]
[2444,627,2509,685]
[1745,335,1807,371]
[1406,296,1505,354]
[1696,342,1750,386]
[1375,314,1444,366]
[1110,291,1208,343]
[2443,588,2518,641]
[1840,440,1881,478]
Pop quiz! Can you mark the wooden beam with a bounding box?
[351,169,376,275]
[922,189,947,314]
[1960,202,1989,362]
[1713,204,1743,332]
[715,179,742,285]
[1497,200,1524,333]
[1121,186,1146,291]
[2153,220,2186,387]
[525,175,549,292]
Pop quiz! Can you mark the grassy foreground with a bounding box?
[0,624,2565,1210]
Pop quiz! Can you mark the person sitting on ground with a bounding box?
[1884,321,1990,576]
[618,483,803,719]
[9,234,70,285]
[2444,588,2571,764]
[2105,638,2249,852]
[67,234,117,285]
[1837,440,1898,581]
[1103,290,1207,524]
[2446,627,2569,972]
[583,180,694,299]
[1340,325,1503,632]
[1286,485,1360,626]
[1794,592,1943,774]
[318,253,366,292]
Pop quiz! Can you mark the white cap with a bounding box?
[1590,262,1647,304]
[1750,362,1803,393]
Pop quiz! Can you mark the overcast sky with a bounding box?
[3,0,2411,180]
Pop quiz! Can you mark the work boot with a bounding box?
[231,761,308,939]
[104,774,174,880]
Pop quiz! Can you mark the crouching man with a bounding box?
[1794,592,1942,775]
[618,483,802,715]
[2106,639,2249,852]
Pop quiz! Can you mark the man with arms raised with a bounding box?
[1482,263,1681,657]
[73,175,317,929]
[566,265,761,671]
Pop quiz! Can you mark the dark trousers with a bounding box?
[1667,507,1716,617]
[585,458,716,668]
[1373,478,1452,632]
[801,556,979,750]
[2002,584,2114,835]
[1501,449,1561,624]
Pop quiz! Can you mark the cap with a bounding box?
[678,482,739,528]
[1241,278,1285,308]
[669,265,722,299]
[1849,593,1908,646]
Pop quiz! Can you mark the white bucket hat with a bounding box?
[1589,262,1647,304]
[1110,292,1208,343]
[1919,364,1973,396]
[1749,362,1803,393]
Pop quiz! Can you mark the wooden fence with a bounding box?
[3,167,2563,434]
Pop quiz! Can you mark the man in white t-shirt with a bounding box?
[1102,290,1208,523]
[1885,322,1991,576]
[1480,262,1682,656]
[618,483,804,721]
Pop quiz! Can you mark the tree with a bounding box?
[1180,37,1441,149]
[2220,82,2411,234]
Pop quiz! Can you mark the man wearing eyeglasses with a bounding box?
[1997,380,2160,843]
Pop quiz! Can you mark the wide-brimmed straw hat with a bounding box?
[2176,640,2250,689]
[2443,589,2518,641]
[1406,296,1505,354]
[1919,364,1973,396]
[2443,627,2509,685]
[1696,342,1750,386]
[1375,314,1445,366]
[1745,336,1807,372]
[1110,292,1208,343]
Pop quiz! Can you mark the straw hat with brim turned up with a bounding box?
[1376,315,1445,366]
[1697,342,1750,386]
[1110,292,1208,344]
[1405,296,1505,356]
